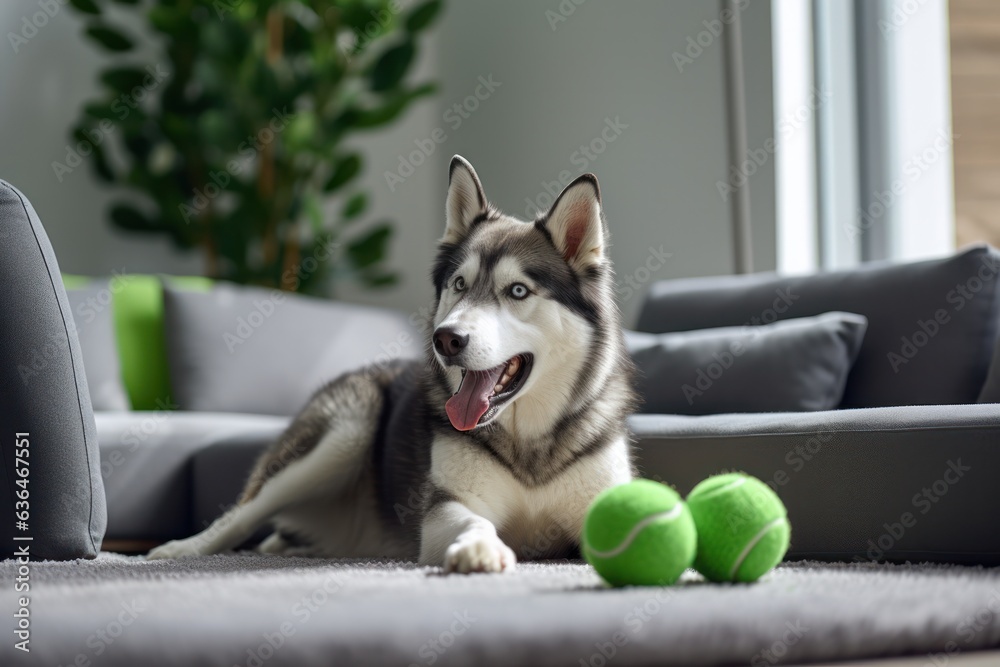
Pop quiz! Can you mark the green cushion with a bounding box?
[64,274,212,410]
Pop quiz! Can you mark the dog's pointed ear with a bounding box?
[443,155,487,244]
[544,174,605,270]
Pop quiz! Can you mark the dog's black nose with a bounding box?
[433,327,469,357]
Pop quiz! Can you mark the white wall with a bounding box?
[1,0,767,326]
[0,2,202,277]
[363,0,757,323]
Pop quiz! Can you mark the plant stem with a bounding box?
[260,5,284,281]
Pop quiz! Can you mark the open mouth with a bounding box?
[445,353,534,431]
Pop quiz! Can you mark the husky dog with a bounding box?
[148,156,637,573]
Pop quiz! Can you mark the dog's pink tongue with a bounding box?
[446,365,506,431]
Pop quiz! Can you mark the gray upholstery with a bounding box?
[129,404,1000,566]
[0,180,106,560]
[979,335,1000,403]
[192,432,285,540]
[625,312,868,415]
[96,412,287,541]
[636,245,1000,408]
[29,241,998,567]
[162,282,423,416]
[65,281,131,411]
[631,403,1000,564]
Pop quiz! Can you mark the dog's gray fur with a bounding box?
[148,156,637,572]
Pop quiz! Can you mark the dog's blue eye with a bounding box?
[509,283,529,300]
[454,276,466,291]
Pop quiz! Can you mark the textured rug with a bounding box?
[2,555,1000,666]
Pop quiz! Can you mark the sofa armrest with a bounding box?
[629,404,1000,564]
[0,181,106,559]
[97,411,287,542]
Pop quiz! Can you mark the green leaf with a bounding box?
[93,152,115,182]
[350,82,436,129]
[82,103,118,122]
[109,203,155,232]
[339,4,386,31]
[122,127,152,161]
[148,7,189,34]
[370,40,415,92]
[285,111,318,149]
[304,192,325,233]
[197,110,236,147]
[323,154,362,192]
[347,224,392,269]
[72,127,115,182]
[85,24,134,52]
[69,0,102,16]
[341,193,368,220]
[405,0,443,33]
[100,67,147,94]
[70,125,110,151]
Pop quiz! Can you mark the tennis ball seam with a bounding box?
[689,476,746,504]
[728,516,789,581]
[583,504,684,559]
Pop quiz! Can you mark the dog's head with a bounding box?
[431,156,613,434]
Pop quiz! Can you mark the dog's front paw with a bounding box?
[146,537,207,561]
[444,533,516,574]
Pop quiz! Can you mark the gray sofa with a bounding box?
[77,244,1000,565]
[632,245,1000,564]
[5,175,1000,565]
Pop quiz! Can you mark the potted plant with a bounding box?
[68,0,442,294]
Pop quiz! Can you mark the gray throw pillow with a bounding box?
[625,312,868,415]
[65,281,131,411]
[163,282,423,416]
[636,246,1000,408]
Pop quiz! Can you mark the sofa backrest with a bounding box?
[64,274,214,410]
[162,282,424,416]
[65,275,425,416]
[636,245,1000,409]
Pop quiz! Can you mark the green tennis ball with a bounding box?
[582,479,697,587]
[686,473,790,583]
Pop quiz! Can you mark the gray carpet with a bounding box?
[2,555,1000,666]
